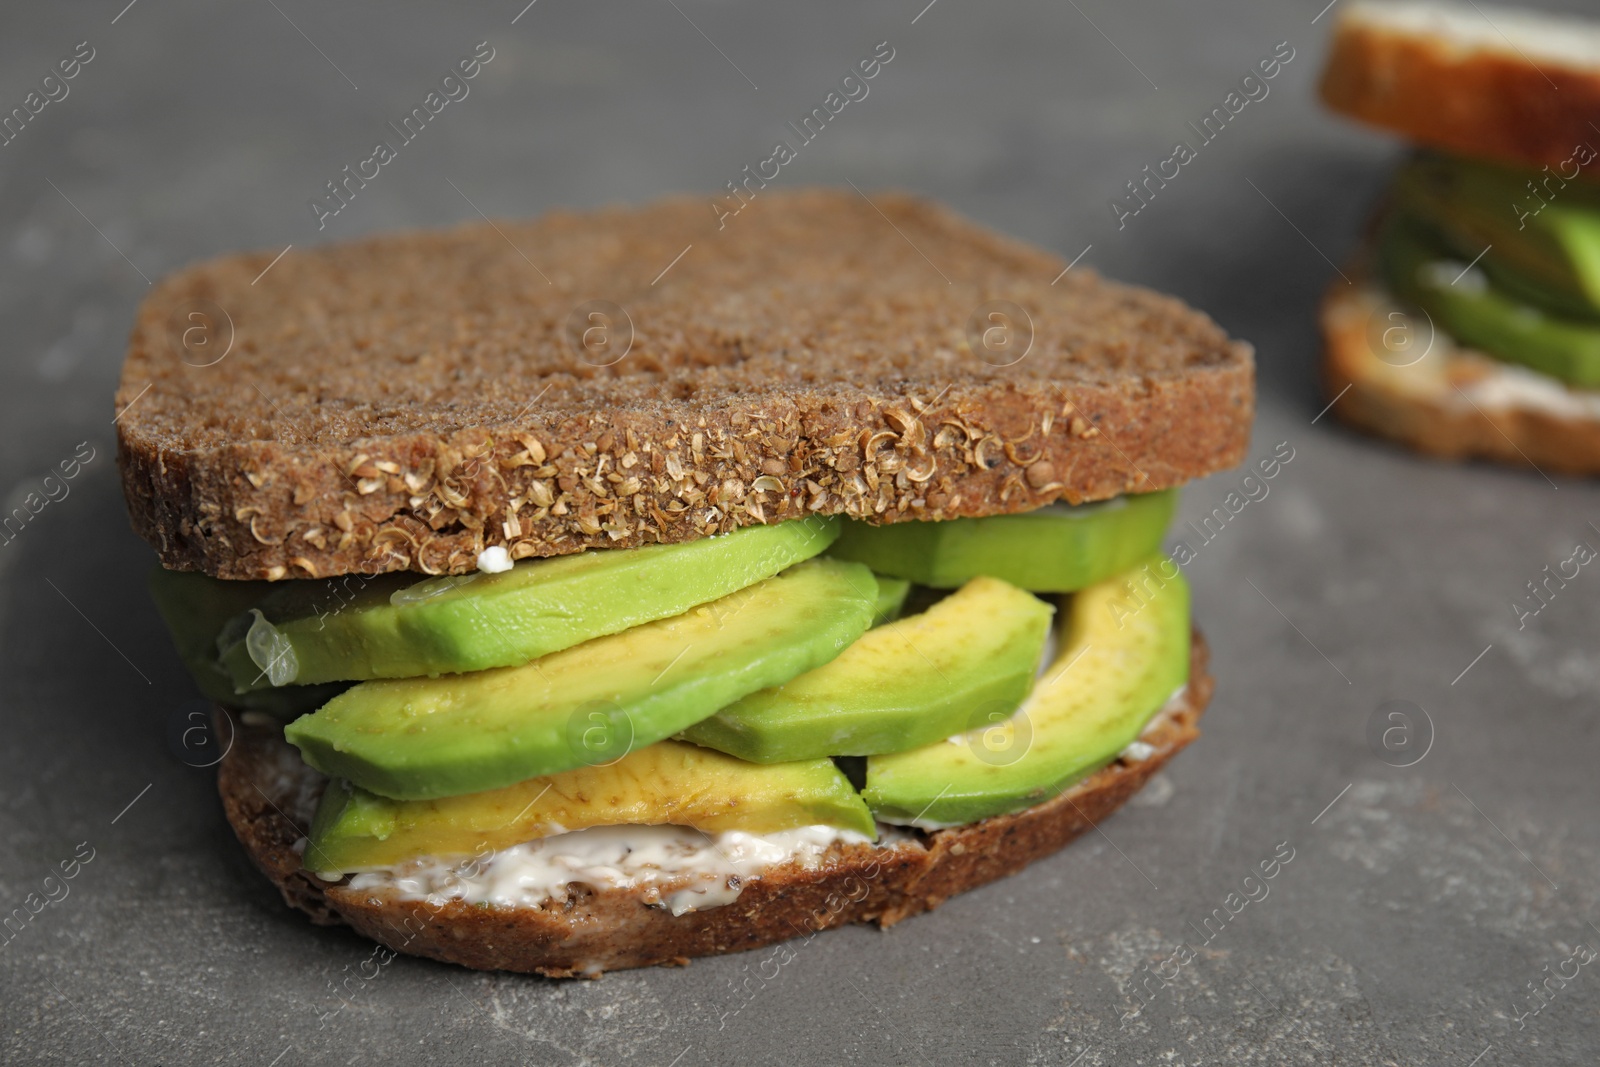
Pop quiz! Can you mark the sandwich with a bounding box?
[1318,0,1600,472]
[117,188,1253,976]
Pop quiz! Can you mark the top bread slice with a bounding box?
[116,188,1252,580]
[1320,0,1600,172]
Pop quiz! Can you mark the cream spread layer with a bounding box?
[337,824,876,916]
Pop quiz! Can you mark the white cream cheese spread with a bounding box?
[475,545,513,573]
[1033,626,1060,680]
[1115,685,1187,763]
[1118,740,1158,762]
[340,823,873,916]
[1457,358,1600,420]
[1345,282,1600,420]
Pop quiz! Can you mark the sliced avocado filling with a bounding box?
[220,516,840,690]
[148,492,1196,872]
[284,558,878,800]
[681,576,1053,763]
[827,489,1175,591]
[863,555,1190,827]
[1379,151,1600,386]
[304,740,876,874]
[147,568,349,717]
[299,548,1191,874]
[1379,214,1600,387]
[870,574,913,626]
[1390,152,1600,321]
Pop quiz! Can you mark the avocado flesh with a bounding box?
[304,740,875,874]
[871,574,912,626]
[146,568,349,716]
[221,516,840,690]
[1391,153,1600,321]
[863,556,1189,827]
[827,491,1175,592]
[681,576,1052,763]
[284,558,877,800]
[1380,215,1600,387]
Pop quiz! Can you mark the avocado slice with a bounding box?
[147,568,350,717]
[1380,215,1600,387]
[303,740,875,874]
[1390,153,1600,321]
[871,574,913,626]
[827,491,1175,592]
[284,558,878,800]
[863,555,1188,827]
[681,576,1052,763]
[222,516,840,690]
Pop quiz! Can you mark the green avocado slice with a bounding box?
[284,558,877,801]
[1390,152,1600,321]
[146,568,349,717]
[680,576,1052,763]
[222,516,840,690]
[863,556,1189,827]
[826,491,1176,592]
[304,741,875,875]
[871,574,913,626]
[1380,215,1600,387]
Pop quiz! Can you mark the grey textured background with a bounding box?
[3,1,1598,1063]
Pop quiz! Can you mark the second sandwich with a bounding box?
[1320,0,1600,473]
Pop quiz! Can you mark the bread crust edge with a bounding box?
[1319,12,1600,172]
[119,365,1254,581]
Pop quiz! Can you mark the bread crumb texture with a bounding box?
[117,189,1252,579]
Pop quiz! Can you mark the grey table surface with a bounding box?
[3,0,1598,1064]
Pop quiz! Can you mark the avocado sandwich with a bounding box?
[117,188,1253,976]
[1319,0,1600,473]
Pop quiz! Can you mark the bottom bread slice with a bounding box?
[1321,276,1600,475]
[217,630,1212,977]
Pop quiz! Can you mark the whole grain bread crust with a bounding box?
[1319,4,1600,172]
[1321,274,1600,474]
[216,631,1211,977]
[117,189,1252,580]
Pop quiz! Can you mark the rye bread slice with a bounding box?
[1319,0,1600,173]
[216,631,1212,977]
[1321,272,1600,474]
[116,188,1252,580]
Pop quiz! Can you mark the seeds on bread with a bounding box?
[117,189,1252,580]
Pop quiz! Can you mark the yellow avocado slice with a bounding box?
[863,555,1189,827]
[681,576,1053,762]
[304,740,876,874]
